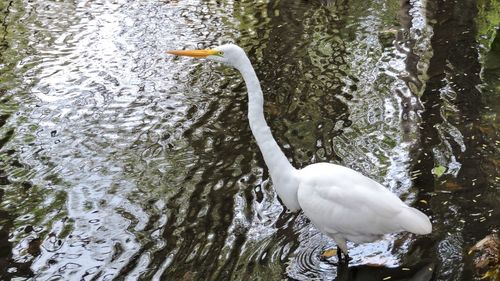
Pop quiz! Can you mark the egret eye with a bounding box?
[218,51,224,57]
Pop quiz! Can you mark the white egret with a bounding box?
[167,44,432,262]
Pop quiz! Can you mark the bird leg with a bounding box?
[320,246,352,264]
[337,245,342,260]
[320,238,352,264]
[336,245,352,263]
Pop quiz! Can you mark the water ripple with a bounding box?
[1,0,496,280]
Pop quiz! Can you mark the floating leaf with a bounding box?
[444,181,463,190]
[320,248,337,258]
[432,165,446,177]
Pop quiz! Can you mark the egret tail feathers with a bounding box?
[398,207,432,235]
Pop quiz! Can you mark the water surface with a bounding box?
[0,0,498,280]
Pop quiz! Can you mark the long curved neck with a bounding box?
[236,57,301,211]
[238,60,295,176]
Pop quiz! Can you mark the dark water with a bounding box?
[0,0,498,280]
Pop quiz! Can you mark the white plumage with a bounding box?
[297,163,431,254]
[167,44,432,261]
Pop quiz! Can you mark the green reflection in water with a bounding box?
[0,0,498,280]
[0,1,74,279]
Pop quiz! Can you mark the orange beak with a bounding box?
[166,49,219,58]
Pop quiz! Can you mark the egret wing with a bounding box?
[296,163,408,241]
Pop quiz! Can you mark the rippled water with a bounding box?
[0,0,498,280]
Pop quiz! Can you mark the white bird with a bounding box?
[167,44,432,262]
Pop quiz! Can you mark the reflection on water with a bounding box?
[0,0,498,280]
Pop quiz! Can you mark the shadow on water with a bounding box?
[312,262,436,281]
[0,0,498,280]
[411,0,499,279]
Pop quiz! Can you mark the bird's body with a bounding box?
[167,44,432,261]
[296,162,431,254]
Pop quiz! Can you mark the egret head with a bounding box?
[167,44,247,70]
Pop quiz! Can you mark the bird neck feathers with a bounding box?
[238,58,301,211]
